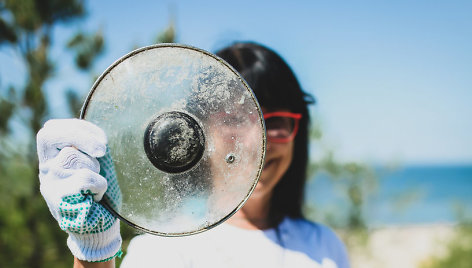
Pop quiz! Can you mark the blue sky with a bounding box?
[1,0,471,165]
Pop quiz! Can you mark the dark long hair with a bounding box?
[216,42,315,226]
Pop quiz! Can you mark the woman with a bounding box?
[37,42,350,268]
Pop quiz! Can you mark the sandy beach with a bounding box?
[347,223,456,268]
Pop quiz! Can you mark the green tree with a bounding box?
[0,1,103,267]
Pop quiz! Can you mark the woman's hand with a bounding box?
[37,119,122,262]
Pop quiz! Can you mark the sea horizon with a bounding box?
[305,163,472,228]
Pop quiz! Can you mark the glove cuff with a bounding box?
[67,219,122,262]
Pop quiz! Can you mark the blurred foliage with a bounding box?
[305,123,378,249]
[67,30,104,70]
[0,89,15,133]
[0,0,102,267]
[65,29,105,117]
[155,22,175,44]
[420,212,472,268]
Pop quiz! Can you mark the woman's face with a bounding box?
[251,107,295,199]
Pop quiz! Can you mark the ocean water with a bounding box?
[305,165,472,227]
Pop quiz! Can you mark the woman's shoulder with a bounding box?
[281,217,338,237]
[279,217,350,268]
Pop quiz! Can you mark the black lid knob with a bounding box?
[144,111,205,173]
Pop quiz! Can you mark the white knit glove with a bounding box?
[37,119,122,262]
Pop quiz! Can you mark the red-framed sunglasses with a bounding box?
[263,112,302,143]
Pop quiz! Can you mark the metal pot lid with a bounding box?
[80,44,266,236]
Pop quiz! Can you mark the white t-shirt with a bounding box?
[121,217,350,268]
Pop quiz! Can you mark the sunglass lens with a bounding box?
[265,117,295,139]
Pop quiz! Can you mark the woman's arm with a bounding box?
[74,257,115,268]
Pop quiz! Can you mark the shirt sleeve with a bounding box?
[282,218,351,268]
[318,224,351,268]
